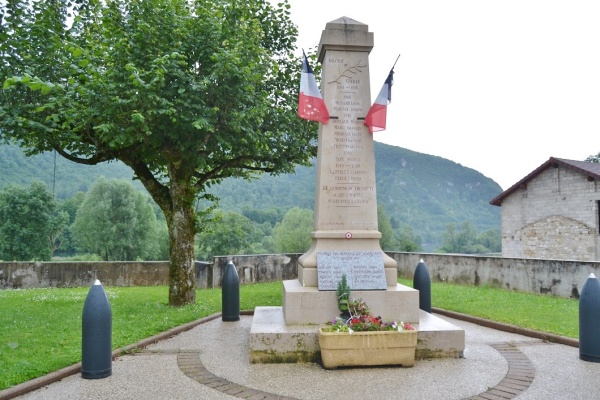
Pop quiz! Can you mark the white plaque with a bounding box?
[317,250,386,290]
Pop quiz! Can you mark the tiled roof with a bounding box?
[489,157,600,206]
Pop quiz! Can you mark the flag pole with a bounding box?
[392,54,401,70]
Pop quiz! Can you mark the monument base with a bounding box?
[282,279,419,325]
[249,306,465,364]
[297,230,398,287]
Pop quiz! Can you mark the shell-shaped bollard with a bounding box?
[222,261,240,321]
[413,259,432,313]
[580,273,600,362]
[82,279,112,379]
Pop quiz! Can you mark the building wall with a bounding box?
[501,165,600,260]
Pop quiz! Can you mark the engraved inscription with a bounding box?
[317,251,386,290]
[317,54,377,229]
[325,115,372,205]
[327,59,368,87]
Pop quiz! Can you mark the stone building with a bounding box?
[490,157,600,261]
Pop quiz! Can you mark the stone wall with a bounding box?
[393,253,600,298]
[211,254,300,288]
[0,256,298,290]
[501,165,600,261]
[2,253,599,299]
[0,261,211,290]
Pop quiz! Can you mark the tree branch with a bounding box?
[193,155,278,190]
[119,157,171,213]
[51,146,114,165]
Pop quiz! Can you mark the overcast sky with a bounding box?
[283,0,600,190]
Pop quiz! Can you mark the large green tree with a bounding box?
[0,181,67,261]
[396,225,423,252]
[197,210,263,260]
[0,0,316,305]
[272,207,313,253]
[71,177,161,260]
[54,191,87,255]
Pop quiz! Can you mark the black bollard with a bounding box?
[81,279,112,379]
[579,273,600,362]
[222,261,240,321]
[413,259,432,313]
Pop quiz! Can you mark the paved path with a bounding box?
[3,312,600,400]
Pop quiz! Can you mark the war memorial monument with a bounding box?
[250,17,465,363]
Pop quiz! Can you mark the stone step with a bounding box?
[249,306,464,364]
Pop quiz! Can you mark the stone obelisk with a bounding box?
[298,17,397,288]
[283,17,418,326]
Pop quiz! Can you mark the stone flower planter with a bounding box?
[318,327,417,369]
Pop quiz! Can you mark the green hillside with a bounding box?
[208,142,502,250]
[0,144,143,198]
[373,143,501,249]
[0,142,502,251]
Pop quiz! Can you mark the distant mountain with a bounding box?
[0,142,502,251]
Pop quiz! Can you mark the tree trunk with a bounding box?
[123,159,198,306]
[165,176,197,306]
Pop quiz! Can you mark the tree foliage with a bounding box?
[272,207,313,253]
[1,0,316,305]
[196,210,263,259]
[54,191,86,255]
[377,204,397,251]
[0,181,67,261]
[585,153,600,163]
[396,225,423,252]
[438,222,501,254]
[71,177,162,260]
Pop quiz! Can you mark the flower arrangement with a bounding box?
[324,274,415,333]
[319,275,418,368]
[325,296,415,333]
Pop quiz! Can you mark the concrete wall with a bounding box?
[2,253,599,299]
[501,165,600,261]
[211,254,300,288]
[393,253,600,298]
[0,256,299,290]
[0,261,211,290]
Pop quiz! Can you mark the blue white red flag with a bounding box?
[364,68,394,133]
[298,51,330,124]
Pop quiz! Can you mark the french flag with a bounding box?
[364,68,394,133]
[298,51,330,124]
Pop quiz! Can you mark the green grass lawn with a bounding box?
[0,279,578,391]
[408,279,579,338]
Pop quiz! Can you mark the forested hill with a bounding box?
[0,144,145,198]
[210,142,502,250]
[0,142,502,251]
